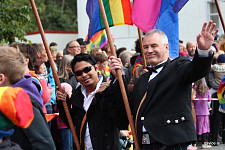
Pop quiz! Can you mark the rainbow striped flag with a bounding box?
[86,0,132,41]
[217,75,225,110]
[45,113,58,122]
[0,87,34,130]
[86,30,107,53]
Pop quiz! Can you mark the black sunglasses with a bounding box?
[74,66,92,76]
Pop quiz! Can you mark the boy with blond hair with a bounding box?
[0,46,55,150]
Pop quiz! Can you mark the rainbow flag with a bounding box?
[86,30,107,53]
[132,0,189,59]
[86,0,132,41]
[217,75,225,110]
[45,113,58,122]
[103,65,111,80]
[0,87,34,129]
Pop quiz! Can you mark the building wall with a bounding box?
[24,31,78,51]
[179,0,225,46]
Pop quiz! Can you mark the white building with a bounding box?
[25,0,225,52]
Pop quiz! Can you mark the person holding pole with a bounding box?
[110,20,219,149]
[56,53,129,150]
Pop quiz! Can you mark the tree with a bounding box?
[26,0,78,32]
[0,0,32,44]
[0,0,78,44]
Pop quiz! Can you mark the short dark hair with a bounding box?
[93,52,108,63]
[10,43,37,71]
[135,38,142,53]
[71,53,96,73]
[50,42,57,47]
[116,47,127,57]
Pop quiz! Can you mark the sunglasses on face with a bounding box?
[74,66,92,76]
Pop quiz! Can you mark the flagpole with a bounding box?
[137,28,147,68]
[214,0,225,33]
[30,1,80,149]
[98,0,140,149]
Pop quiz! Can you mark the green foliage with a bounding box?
[0,0,78,44]
[27,0,78,31]
[0,0,32,43]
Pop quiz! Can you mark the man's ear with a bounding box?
[37,51,41,57]
[165,44,169,50]
[0,74,10,86]
[25,58,29,66]
[67,48,71,54]
[0,74,4,85]
[95,63,100,69]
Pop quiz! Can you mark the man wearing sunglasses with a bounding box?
[56,53,128,150]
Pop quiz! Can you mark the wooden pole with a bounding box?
[215,0,225,33]
[97,0,140,149]
[137,28,147,68]
[30,1,80,149]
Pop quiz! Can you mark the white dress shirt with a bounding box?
[80,76,103,150]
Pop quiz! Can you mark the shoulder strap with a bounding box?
[135,91,147,132]
[79,88,102,146]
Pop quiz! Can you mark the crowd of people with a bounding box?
[0,20,225,150]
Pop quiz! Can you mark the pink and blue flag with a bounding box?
[132,0,189,59]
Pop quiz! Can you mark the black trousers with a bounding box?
[210,100,222,142]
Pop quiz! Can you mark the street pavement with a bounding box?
[195,139,225,150]
[196,143,225,150]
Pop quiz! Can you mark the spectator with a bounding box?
[77,38,90,54]
[64,40,81,56]
[90,47,102,58]
[92,52,109,81]
[116,47,127,58]
[186,41,197,60]
[58,55,78,89]
[193,78,212,149]
[179,39,187,57]
[0,46,55,150]
[119,51,132,83]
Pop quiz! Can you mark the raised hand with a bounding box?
[197,20,219,50]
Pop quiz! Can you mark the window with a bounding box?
[208,1,220,30]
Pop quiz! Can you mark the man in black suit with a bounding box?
[110,21,219,149]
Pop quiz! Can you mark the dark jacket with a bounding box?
[11,76,55,150]
[0,138,22,150]
[10,95,55,150]
[58,79,128,150]
[131,51,213,146]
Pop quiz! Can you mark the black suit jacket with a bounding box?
[130,51,213,146]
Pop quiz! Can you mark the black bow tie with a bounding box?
[147,67,157,74]
[147,62,167,75]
